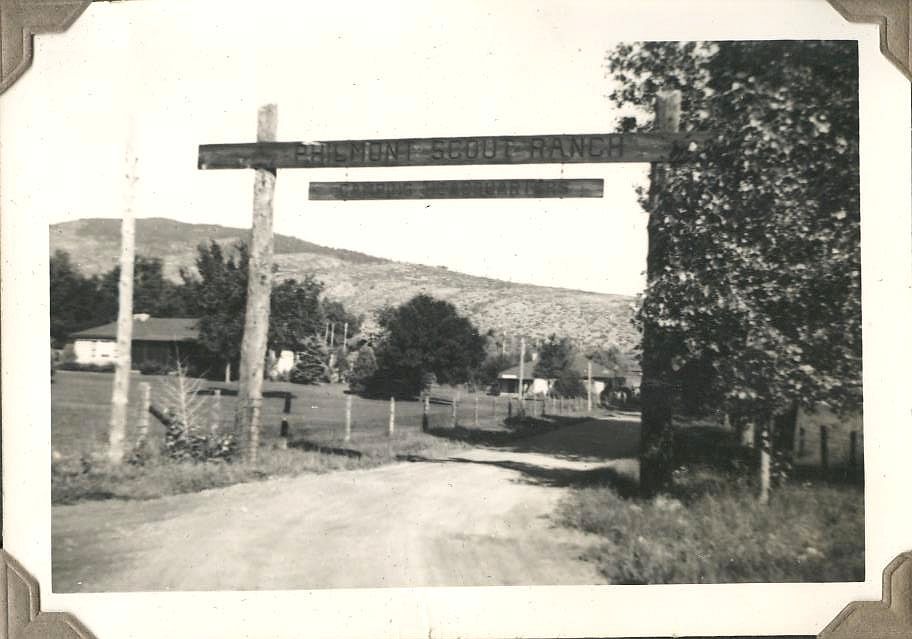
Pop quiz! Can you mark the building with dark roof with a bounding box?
[70,315,203,370]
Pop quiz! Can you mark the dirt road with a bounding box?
[52,417,639,592]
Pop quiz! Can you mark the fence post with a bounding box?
[279,417,289,449]
[137,382,151,450]
[422,394,430,432]
[452,396,458,428]
[820,425,829,470]
[210,388,221,434]
[283,392,292,414]
[507,398,513,419]
[388,397,395,436]
[345,395,352,442]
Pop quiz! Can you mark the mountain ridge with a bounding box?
[49,217,640,351]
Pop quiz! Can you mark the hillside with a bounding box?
[50,217,385,280]
[49,218,640,352]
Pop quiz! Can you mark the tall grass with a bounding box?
[556,466,864,584]
[53,426,468,505]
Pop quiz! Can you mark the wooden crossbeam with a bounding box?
[198,132,707,170]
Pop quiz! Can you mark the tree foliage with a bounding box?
[607,41,861,423]
[289,336,329,384]
[269,276,325,351]
[348,345,378,393]
[179,241,249,376]
[323,298,363,343]
[533,334,578,380]
[368,294,486,396]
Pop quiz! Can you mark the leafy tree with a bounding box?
[323,299,363,344]
[49,250,107,345]
[97,256,193,319]
[269,276,325,351]
[533,334,578,380]
[369,294,486,396]
[587,344,624,373]
[289,336,329,384]
[552,368,586,398]
[477,347,534,386]
[606,41,861,495]
[179,241,249,379]
[348,346,378,393]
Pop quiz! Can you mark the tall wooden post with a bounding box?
[639,89,681,496]
[107,159,138,465]
[345,395,352,442]
[422,394,430,432]
[451,395,458,427]
[388,396,396,436]
[136,381,151,453]
[518,337,526,416]
[342,322,349,351]
[236,104,278,464]
[587,361,593,412]
[210,389,221,434]
[330,322,335,348]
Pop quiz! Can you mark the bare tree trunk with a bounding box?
[236,104,278,464]
[639,89,680,496]
[107,165,137,465]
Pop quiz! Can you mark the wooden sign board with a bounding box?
[198,132,707,170]
[308,179,604,200]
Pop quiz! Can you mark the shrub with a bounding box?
[348,346,378,393]
[153,360,239,463]
[550,368,586,398]
[289,336,329,384]
[556,467,864,583]
[138,361,171,376]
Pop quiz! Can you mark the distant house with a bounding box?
[495,353,641,397]
[70,315,202,370]
[495,363,549,396]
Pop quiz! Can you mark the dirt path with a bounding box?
[53,418,638,592]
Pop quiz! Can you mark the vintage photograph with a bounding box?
[38,6,864,595]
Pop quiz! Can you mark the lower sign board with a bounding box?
[309,179,603,200]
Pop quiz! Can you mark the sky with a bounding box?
[6,0,658,294]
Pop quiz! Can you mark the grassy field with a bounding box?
[51,371,492,504]
[51,371,608,504]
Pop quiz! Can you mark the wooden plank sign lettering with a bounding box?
[308,179,604,200]
[198,132,707,170]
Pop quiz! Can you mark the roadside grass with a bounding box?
[52,371,470,505]
[53,430,469,505]
[556,464,864,584]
